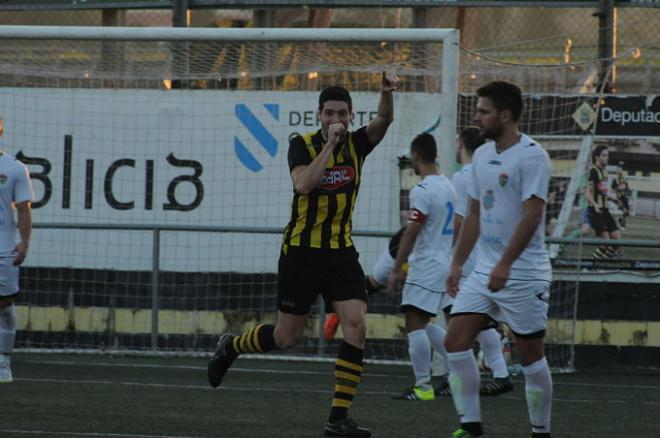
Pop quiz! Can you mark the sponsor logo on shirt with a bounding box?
[488,160,502,165]
[498,172,509,187]
[0,174,6,185]
[483,189,495,210]
[319,166,355,190]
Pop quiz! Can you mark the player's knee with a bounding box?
[341,316,366,343]
[443,331,469,353]
[273,326,302,349]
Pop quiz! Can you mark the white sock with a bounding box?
[447,350,481,423]
[477,328,509,379]
[427,324,448,376]
[0,304,16,354]
[523,357,553,434]
[407,329,432,388]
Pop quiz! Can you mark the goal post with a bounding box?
[2,25,461,362]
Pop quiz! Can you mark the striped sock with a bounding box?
[225,324,277,355]
[329,342,364,422]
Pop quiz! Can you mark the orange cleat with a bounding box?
[323,313,341,340]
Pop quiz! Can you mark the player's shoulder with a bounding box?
[2,153,28,171]
[290,130,321,147]
[472,141,496,162]
[519,134,548,156]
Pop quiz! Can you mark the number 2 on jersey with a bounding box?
[442,201,454,235]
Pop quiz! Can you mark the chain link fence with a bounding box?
[1,4,658,93]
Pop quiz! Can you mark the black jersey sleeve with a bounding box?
[288,135,313,172]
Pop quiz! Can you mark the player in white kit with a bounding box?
[449,127,513,398]
[445,82,553,438]
[0,118,35,383]
[387,133,455,401]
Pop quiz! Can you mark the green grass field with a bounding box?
[2,353,659,437]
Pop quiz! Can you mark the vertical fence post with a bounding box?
[151,228,161,350]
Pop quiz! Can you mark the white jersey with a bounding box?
[405,174,456,292]
[0,153,34,257]
[450,164,476,276]
[468,134,551,281]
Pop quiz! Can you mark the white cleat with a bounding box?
[0,354,13,383]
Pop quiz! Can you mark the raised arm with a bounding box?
[365,72,398,146]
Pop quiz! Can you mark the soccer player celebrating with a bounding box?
[0,117,35,383]
[208,72,399,438]
[450,126,512,398]
[445,81,553,438]
[386,133,455,402]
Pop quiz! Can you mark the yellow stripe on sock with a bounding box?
[240,332,253,353]
[335,384,358,396]
[331,399,352,408]
[336,359,363,373]
[335,370,360,383]
[252,325,263,352]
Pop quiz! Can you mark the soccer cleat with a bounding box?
[451,428,483,438]
[207,334,238,388]
[324,313,341,340]
[392,385,435,401]
[0,354,13,383]
[480,376,514,396]
[434,377,452,397]
[324,417,372,437]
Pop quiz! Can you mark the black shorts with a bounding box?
[278,246,367,315]
[588,207,619,234]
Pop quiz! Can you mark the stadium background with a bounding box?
[0,0,658,368]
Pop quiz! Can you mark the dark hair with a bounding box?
[591,145,608,163]
[459,126,485,155]
[410,133,437,163]
[319,86,352,113]
[476,81,523,122]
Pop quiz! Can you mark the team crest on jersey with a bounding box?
[498,172,509,187]
[483,190,495,210]
[0,174,6,185]
[320,166,355,190]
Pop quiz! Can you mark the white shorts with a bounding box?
[0,257,19,297]
[371,248,394,287]
[451,271,551,336]
[401,282,452,316]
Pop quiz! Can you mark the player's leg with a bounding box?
[0,297,17,383]
[496,280,553,438]
[392,307,434,400]
[429,305,449,392]
[0,259,20,384]
[477,327,513,396]
[324,249,371,437]
[517,335,552,438]
[324,246,392,341]
[444,273,497,437]
[207,246,318,388]
[588,211,611,259]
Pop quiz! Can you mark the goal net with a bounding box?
[4,26,461,361]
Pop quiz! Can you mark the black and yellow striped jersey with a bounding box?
[589,165,609,209]
[282,126,375,250]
